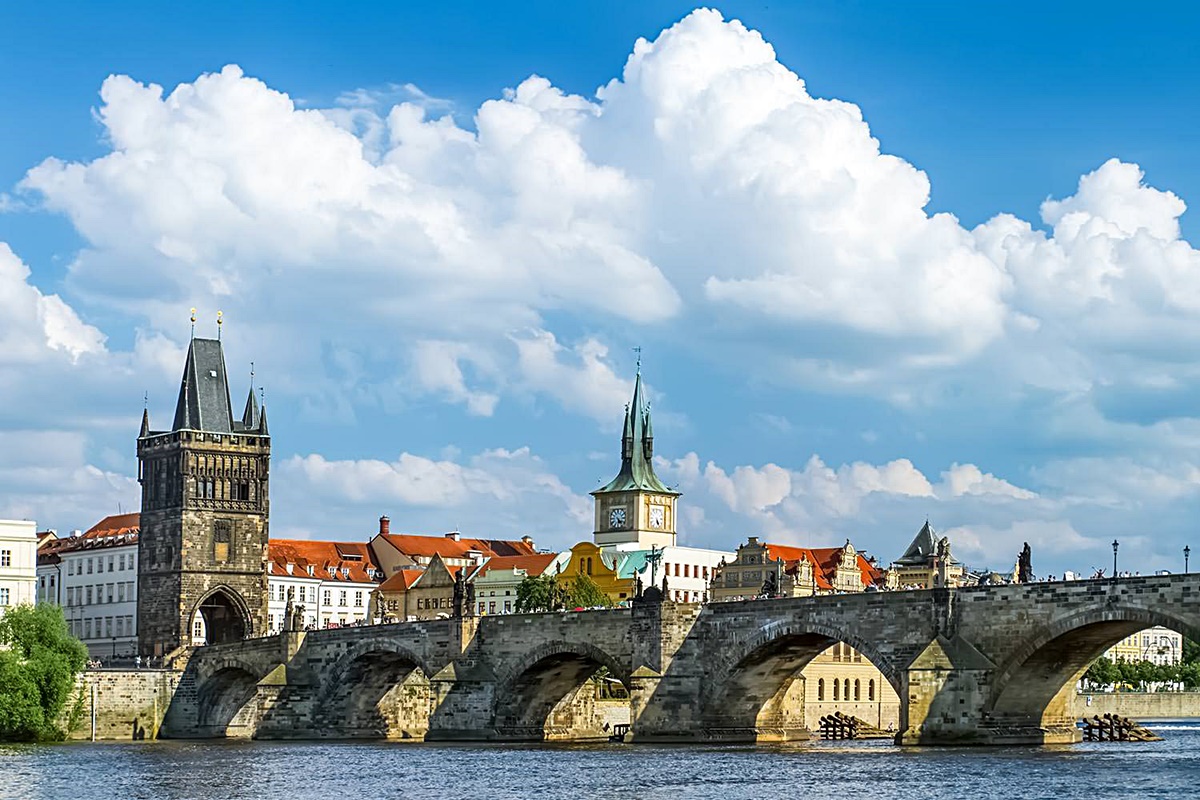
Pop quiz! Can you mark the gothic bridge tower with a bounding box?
[137,335,270,659]
[591,365,680,549]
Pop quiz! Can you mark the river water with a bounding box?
[5,721,1199,800]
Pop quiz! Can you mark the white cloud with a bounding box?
[936,463,1037,500]
[0,243,106,364]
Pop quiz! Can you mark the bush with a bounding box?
[0,604,88,742]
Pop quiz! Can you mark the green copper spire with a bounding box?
[593,369,678,496]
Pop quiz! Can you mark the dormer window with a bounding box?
[341,567,350,578]
[286,562,294,575]
[328,566,337,578]
[307,565,315,576]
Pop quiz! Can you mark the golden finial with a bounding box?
[190,307,197,338]
[216,310,223,340]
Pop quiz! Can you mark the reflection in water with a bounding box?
[4,723,1200,800]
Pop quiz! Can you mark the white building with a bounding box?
[470,553,561,615]
[56,514,140,660]
[0,519,38,618]
[1105,625,1184,666]
[609,542,734,603]
[265,539,383,633]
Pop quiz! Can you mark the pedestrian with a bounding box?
[135,655,142,669]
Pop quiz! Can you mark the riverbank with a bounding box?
[1073,691,1200,719]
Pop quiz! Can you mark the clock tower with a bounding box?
[591,366,680,549]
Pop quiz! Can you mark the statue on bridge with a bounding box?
[1017,542,1033,583]
[453,569,466,618]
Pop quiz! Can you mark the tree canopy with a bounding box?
[0,604,88,742]
[515,572,615,612]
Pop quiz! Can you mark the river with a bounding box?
[5,721,1200,800]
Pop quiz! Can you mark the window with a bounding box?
[126,615,133,634]
[68,560,74,576]
[489,601,496,614]
[277,585,286,602]
[0,587,8,606]
[85,618,93,638]
[87,558,94,574]
[354,591,363,608]
[817,679,825,701]
[213,520,233,564]
[844,679,850,700]
[86,586,93,605]
[504,601,511,613]
[108,556,114,572]
[107,584,114,603]
[854,679,861,701]
[118,554,125,571]
[339,591,347,607]
[116,617,124,637]
[703,566,709,580]
[323,590,331,606]
[833,679,839,701]
[684,564,690,578]
[869,680,875,701]
[0,550,10,567]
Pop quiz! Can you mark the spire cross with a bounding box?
[143,391,148,409]
[250,361,255,384]
[632,346,642,373]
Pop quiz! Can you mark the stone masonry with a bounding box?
[156,573,1200,746]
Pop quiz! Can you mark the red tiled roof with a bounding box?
[376,532,537,560]
[84,513,141,538]
[473,553,558,579]
[268,539,381,584]
[765,543,882,591]
[378,568,424,592]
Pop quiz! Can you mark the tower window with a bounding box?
[213,520,233,564]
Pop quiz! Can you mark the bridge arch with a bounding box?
[987,604,1200,728]
[194,656,270,738]
[315,640,433,739]
[492,640,629,741]
[702,619,900,742]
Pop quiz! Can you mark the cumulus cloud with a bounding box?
[0,244,106,364]
[275,446,591,547]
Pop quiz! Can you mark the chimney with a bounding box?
[379,516,390,536]
[521,535,534,550]
[445,530,461,542]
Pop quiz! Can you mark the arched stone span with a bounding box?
[987,606,1200,729]
[702,621,900,742]
[315,642,432,739]
[195,661,263,738]
[190,586,252,646]
[492,640,629,742]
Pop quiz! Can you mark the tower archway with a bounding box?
[190,586,251,646]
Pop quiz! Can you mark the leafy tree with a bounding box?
[515,575,568,613]
[1083,656,1118,689]
[566,573,612,609]
[1184,638,1200,665]
[0,604,88,742]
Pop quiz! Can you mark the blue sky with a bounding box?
[2,2,1200,577]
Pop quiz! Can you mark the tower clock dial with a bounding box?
[609,507,627,529]
[649,504,665,529]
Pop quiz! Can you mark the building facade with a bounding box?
[265,539,382,632]
[886,521,966,589]
[470,553,560,615]
[0,519,38,619]
[1105,626,1184,666]
[137,335,271,658]
[711,537,883,602]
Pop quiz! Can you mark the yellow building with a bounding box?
[799,643,901,730]
[558,542,636,606]
[1105,626,1183,665]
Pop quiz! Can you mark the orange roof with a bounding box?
[473,553,558,579]
[378,568,424,592]
[376,532,537,561]
[48,513,140,556]
[268,539,382,584]
[764,543,883,591]
[84,512,140,539]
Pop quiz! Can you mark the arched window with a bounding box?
[844,679,850,700]
[817,679,825,701]
[585,557,593,575]
[854,679,861,701]
[869,679,875,701]
[833,679,840,701]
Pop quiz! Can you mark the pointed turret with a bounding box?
[594,369,676,496]
[171,338,235,433]
[241,386,260,430]
[894,520,943,566]
[139,407,151,438]
[257,404,269,435]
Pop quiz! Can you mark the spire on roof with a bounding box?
[593,365,676,497]
[139,406,150,438]
[893,520,942,566]
[171,338,235,433]
[257,404,269,435]
[241,362,260,432]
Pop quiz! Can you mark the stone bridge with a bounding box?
[160,574,1200,746]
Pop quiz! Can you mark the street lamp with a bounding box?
[1185,546,1191,574]
[1112,539,1120,579]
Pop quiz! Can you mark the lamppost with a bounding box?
[1185,545,1191,574]
[1112,539,1120,579]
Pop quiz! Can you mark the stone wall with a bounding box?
[1072,692,1200,719]
[66,669,182,740]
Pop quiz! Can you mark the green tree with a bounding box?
[515,574,568,613]
[566,573,612,609]
[0,604,88,742]
[1083,656,1118,689]
[1184,638,1200,665]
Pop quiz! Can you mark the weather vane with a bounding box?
[633,345,642,373]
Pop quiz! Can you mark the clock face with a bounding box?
[608,507,627,529]
[649,504,665,529]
